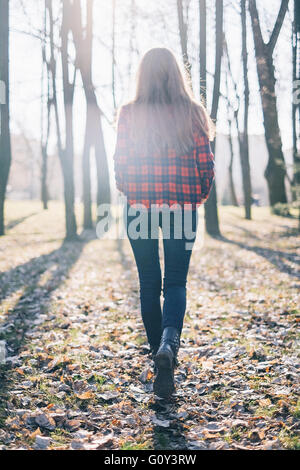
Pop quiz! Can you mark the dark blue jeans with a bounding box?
[125,205,198,349]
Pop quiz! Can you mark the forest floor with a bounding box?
[0,201,299,451]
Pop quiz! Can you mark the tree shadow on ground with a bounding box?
[276,225,300,238]
[0,238,88,426]
[115,238,133,270]
[214,234,300,280]
[0,240,84,304]
[5,212,41,231]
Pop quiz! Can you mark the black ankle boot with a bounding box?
[153,326,181,398]
[149,345,159,375]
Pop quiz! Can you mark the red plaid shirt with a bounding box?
[113,105,215,209]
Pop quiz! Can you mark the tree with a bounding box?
[293,0,300,198]
[47,0,78,240]
[249,0,289,206]
[199,0,207,105]
[0,0,12,236]
[203,0,223,236]
[239,0,252,219]
[72,0,111,229]
[41,1,50,210]
[224,67,239,207]
[292,0,300,229]
[177,0,193,85]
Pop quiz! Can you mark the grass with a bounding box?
[279,430,300,450]
[121,440,151,450]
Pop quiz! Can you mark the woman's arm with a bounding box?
[196,134,215,203]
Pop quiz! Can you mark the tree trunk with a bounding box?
[61,1,77,239]
[249,0,288,206]
[41,1,49,210]
[47,0,77,240]
[41,146,48,210]
[240,0,252,219]
[199,0,207,105]
[177,0,192,85]
[82,107,93,229]
[112,0,116,110]
[227,118,239,207]
[94,106,111,207]
[224,55,239,207]
[72,0,111,228]
[228,143,239,207]
[0,0,11,236]
[292,0,300,205]
[204,0,223,236]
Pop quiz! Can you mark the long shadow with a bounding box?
[277,225,300,238]
[0,238,87,426]
[218,234,300,280]
[0,239,87,352]
[226,224,262,241]
[5,212,40,231]
[115,237,133,270]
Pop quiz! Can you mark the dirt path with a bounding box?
[0,202,299,450]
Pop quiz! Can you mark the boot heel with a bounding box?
[153,327,180,399]
[155,350,173,369]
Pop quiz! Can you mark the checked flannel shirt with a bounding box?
[113,105,215,209]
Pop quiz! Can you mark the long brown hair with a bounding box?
[119,47,214,156]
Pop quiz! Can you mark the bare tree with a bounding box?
[47,0,78,240]
[224,68,239,207]
[0,0,12,236]
[204,0,223,237]
[41,1,50,210]
[293,0,300,198]
[112,0,117,110]
[249,0,289,206]
[128,0,137,84]
[72,0,111,229]
[199,0,207,105]
[239,0,252,219]
[177,0,193,85]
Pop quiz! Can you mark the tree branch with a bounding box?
[267,0,289,56]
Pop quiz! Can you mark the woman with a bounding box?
[113,47,215,398]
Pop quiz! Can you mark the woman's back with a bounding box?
[113,102,215,209]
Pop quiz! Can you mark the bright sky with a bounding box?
[9,0,293,162]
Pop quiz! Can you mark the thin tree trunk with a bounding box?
[112,0,116,110]
[292,0,300,205]
[128,0,137,85]
[228,129,239,207]
[225,70,239,207]
[41,2,49,210]
[249,0,289,206]
[72,0,111,228]
[199,0,207,105]
[204,0,223,237]
[240,0,252,219]
[177,0,192,85]
[82,107,93,229]
[47,0,77,240]
[61,0,77,238]
[0,0,11,236]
